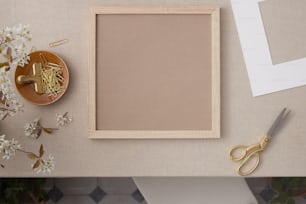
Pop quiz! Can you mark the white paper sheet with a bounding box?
[231,0,306,96]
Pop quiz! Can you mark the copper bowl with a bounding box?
[15,50,69,105]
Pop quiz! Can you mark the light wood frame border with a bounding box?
[88,6,220,139]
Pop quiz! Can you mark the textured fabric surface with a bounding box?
[1,0,306,177]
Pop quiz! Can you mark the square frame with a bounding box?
[88,6,220,139]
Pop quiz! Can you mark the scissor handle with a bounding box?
[229,145,248,161]
[236,150,260,176]
[229,136,272,176]
[229,140,265,161]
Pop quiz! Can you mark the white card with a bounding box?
[231,0,306,96]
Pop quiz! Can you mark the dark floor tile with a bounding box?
[131,189,145,203]
[48,186,64,203]
[259,185,276,202]
[89,186,106,203]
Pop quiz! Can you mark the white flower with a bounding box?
[0,64,24,120]
[0,69,16,102]
[0,24,29,120]
[0,24,31,69]
[24,118,41,139]
[56,112,72,127]
[0,135,21,160]
[33,154,55,174]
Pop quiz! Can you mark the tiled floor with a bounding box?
[45,178,147,204]
[45,177,306,204]
[246,178,306,204]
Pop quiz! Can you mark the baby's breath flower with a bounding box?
[24,118,41,139]
[33,154,55,174]
[0,24,31,69]
[24,118,58,139]
[56,112,72,127]
[0,68,24,119]
[0,25,57,174]
[0,135,21,160]
[0,24,30,120]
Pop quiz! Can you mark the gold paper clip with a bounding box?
[39,53,48,65]
[49,39,69,47]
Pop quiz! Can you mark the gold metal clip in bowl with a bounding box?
[17,63,44,94]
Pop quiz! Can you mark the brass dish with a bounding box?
[15,50,69,105]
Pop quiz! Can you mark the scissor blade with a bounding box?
[266,108,290,137]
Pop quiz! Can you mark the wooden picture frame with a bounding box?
[88,6,220,139]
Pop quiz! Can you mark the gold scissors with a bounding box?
[229,108,290,176]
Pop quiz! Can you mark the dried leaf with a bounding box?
[27,153,39,160]
[36,119,41,127]
[0,62,9,68]
[32,160,41,169]
[7,47,12,59]
[43,128,52,134]
[37,128,42,138]
[0,91,3,100]
[43,128,58,134]
[39,144,44,157]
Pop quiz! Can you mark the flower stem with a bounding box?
[0,113,8,120]
[17,148,34,155]
[0,106,16,112]
[0,38,15,47]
